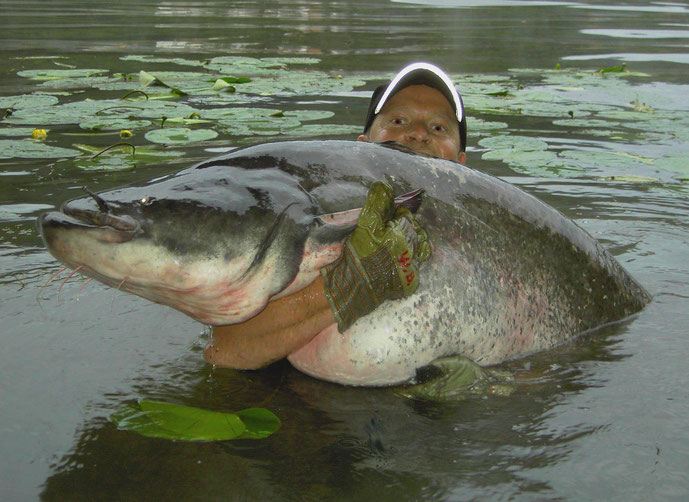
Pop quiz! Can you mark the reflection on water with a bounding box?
[564,53,689,64]
[40,326,630,501]
[581,28,689,39]
[1,0,688,501]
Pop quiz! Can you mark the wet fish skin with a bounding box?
[38,140,650,385]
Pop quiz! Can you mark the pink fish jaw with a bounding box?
[41,221,287,326]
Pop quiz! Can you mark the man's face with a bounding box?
[359,84,465,164]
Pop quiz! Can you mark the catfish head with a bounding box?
[38,164,333,325]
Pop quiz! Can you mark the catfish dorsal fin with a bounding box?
[394,188,424,214]
[316,187,424,225]
[313,187,425,244]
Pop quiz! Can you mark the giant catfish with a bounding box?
[38,140,651,385]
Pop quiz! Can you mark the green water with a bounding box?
[1,1,688,500]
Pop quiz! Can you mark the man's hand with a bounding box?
[321,181,431,332]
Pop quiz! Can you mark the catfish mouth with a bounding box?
[39,194,141,245]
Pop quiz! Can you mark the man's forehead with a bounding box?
[380,85,458,121]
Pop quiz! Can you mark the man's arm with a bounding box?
[204,275,333,369]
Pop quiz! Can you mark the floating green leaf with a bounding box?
[0,94,59,110]
[120,55,207,67]
[144,127,218,145]
[211,79,236,92]
[558,149,653,171]
[234,408,284,439]
[479,135,549,152]
[655,153,689,181]
[17,68,109,81]
[597,63,628,74]
[64,143,184,171]
[161,116,214,126]
[599,175,660,183]
[205,56,302,76]
[79,117,152,131]
[0,127,48,137]
[139,70,168,88]
[478,135,588,177]
[285,123,362,137]
[552,118,619,129]
[213,76,252,84]
[4,98,200,127]
[260,57,320,65]
[110,399,280,441]
[467,117,509,133]
[73,143,182,159]
[139,70,189,96]
[0,139,81,159]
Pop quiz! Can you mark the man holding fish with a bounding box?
[205,62,466,370]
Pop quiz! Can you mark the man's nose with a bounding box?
[405,121,429,142]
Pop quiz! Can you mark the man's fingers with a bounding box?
[390,207,432,263]
[356,181,395,235]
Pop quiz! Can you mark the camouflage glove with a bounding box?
[321,181,431,332]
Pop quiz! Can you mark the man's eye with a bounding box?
[432,124,447,133]
[391,117,405,125]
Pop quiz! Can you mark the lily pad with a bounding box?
[61,144,184,171]
[552,118,620,128]
[260,57,320,65]
[0,139,81,159]
[467,117,509,132]
[17,68,110,81]
[3,98,144,126]
[479,135,549,152]
[477,135,588,177]
[484,149,573,177]
[110,399,281,441]
[0,127,49,137]
[72,143,184,160]
[599,175,661,183]
[203,57,365,96]
[211,79,236,92]
[0,94,59,110]
[557,149,653,172]
[120,55,206,67]
[79,118,152,131]
[144,127,218,145]
[235,72,367,97]
[205,56,304,76]
[285,123,362,137]
[5,97,199,127]
[655,153,689,181]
